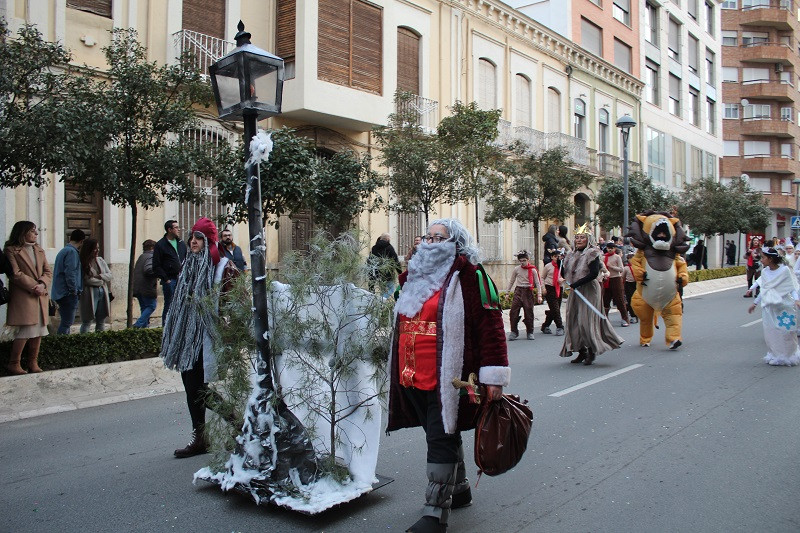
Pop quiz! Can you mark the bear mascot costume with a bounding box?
[625,211,690,349]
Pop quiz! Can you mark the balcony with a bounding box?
[496,119,513,146]
[597,153,621,177]
[740,80,796,102]
[173,30,234,79]
[741,154,799,174]
[510,127,589,166]
[740,117,800,138]
[764,192,799,209]
[395,94,439,135]
[739,1,798,30]
[739,42,795,65]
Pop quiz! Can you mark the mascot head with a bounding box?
[625,210,690,255]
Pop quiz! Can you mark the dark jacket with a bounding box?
[132,250,158,299]
[50,243,83,300]
[368,239,401,282]
[152,234,187,283]
[221,244,247,271]
[542,232,559,264]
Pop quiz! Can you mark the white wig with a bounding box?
[429,218,480,264]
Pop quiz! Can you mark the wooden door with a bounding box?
[64,183,102,254]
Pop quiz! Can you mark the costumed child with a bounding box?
[160,217,236,458]
[747,246,800,366]
[506,250,542,340]
[540,248,565,336]
[559,224,624,365]
[601,243,631,327]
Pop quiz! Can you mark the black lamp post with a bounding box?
[206,22,318,497]
[209,21,284,385]
[616,114,637,235]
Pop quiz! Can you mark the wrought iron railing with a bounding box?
[598,153,621,177]
[510,127,589,166]
[495,119,513,146]
[395,94,439,134]
[173,30,235,78]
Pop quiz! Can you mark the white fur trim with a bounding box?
[479,366,511,387]
[439,272,464,435]
[395,242,456,318]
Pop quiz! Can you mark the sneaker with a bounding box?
[621,322,629,327]
[630,317,638,324]
[452,488,473,509]
[669,339,682,350]
[555,328,564,336]
[508,332,518,341]
[540,326,552,334]
[527,333,535,340]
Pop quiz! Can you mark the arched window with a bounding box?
[478,58,497,110]
[397,27,421,95]
[547,87,561,133]
[574,98,586,140]
[515,74,532,128]
[574,193,590,227]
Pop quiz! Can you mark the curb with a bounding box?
[1,275,747,424]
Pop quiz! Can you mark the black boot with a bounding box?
[451,445,472,509]
[583,349,596,366]
[406,463,456,532]
[174,429,208,458]
[571,349,586,364]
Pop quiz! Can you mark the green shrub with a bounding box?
[0,327,163,375]
[688,266,746,283]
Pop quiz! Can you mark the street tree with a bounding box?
[594,171,679,231]
[726,176,771,233]
[437,101,503,241]
[484,146,593,265]
[373,91,455,228]
[0,20,102,188]
[62,28,230,327]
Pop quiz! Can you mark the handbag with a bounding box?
[48,299,57,316]
[108,291,115,302]
[0,278,8,306]
[474,393,533,477]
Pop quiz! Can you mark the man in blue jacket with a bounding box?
[152,220,187,324]
[51,229,86,334]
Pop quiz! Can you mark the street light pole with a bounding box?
[616,115,637,235]
[793,178,800,241]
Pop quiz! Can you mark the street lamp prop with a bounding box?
[616,114,637,235]
[199,20,319,505]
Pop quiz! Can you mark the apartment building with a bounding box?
[720,0,800,240]
[0,0,642,307]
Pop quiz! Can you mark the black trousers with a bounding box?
[402,387,461,464]
[542,284,563,329]
[181,351,209,431]
[624,281,637,319]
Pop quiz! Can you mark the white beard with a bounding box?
[394,242,456,318]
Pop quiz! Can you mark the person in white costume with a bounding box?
[747,246,800,366]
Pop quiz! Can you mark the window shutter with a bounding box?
[478,59,496,110]
[397,28,420,94]
[319,0,352,87]
[318,0,382,94]
[351,0,383,94]
[515,75,531,128]
[277,0,296,60]
[547,88,561,133]
[182,0,225,39]
[67,0,111,18]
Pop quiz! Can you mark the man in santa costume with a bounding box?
[386,218,510,533]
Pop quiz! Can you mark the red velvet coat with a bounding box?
[387,256,509,433]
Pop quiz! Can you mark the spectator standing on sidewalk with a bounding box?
[692,239,708,270]
[132,240,158,328]
[404,235,423,263]
[3,221,52,374]
[540,248,565,336]
[219,228,248,272]
[153,220,187,324]
[542,224,559,265]
[744,237,762,296]
[78,238,113,333]
[506,250,542,341]
[50,229,85,334]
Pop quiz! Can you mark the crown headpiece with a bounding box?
[575,223,591,235]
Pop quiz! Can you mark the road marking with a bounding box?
[740,318,762,328]
[548,364,644,398]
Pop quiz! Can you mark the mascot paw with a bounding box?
[669,340,682,350]
[640,342,650,347]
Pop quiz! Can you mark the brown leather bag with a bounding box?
[474,393,533,477]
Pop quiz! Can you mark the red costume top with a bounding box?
[398,291,440,390]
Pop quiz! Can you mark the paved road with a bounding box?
[3,286,799,532]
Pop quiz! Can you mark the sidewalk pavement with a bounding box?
[0,275,747,424]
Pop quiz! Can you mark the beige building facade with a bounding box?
[1,0,642,319]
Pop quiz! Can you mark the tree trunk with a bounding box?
[474,195,480,244]
[533,221,541,269]
[126,204,138,328]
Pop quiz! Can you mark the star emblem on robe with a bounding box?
[776,311,796,331]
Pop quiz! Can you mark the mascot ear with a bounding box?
[669,217,679,226]
[636,214,647,223]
